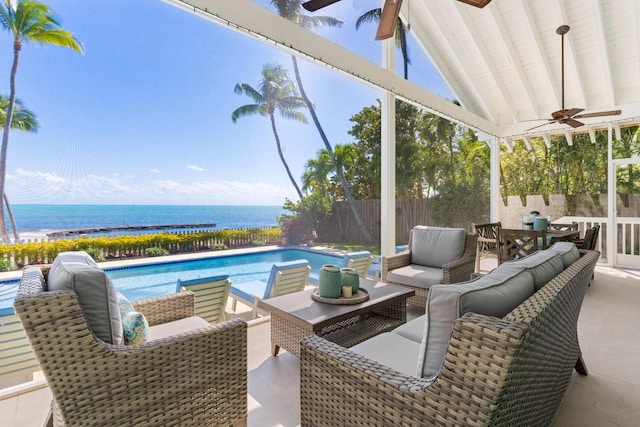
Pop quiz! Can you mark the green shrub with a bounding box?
[0,260,14,272]
[84,247,105,262]
[144,247,169,257]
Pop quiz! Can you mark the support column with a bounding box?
[380,36,396,256]
[490,135,500,222]
[607,123,615,267]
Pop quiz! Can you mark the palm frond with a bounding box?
[355,9,381,29]
[231,104,262,123]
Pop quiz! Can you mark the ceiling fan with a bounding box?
[526,25,621,131]
[301,0,492,40]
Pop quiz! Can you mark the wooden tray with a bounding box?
[311,288,369,305]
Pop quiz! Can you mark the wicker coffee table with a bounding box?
[258,279,414,357]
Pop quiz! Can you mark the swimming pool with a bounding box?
[108,248,342,300]
[0,248,379,313]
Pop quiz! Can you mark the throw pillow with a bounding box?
[122,311,150,345]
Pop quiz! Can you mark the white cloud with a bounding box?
[187,165,204,172]
[5,168,295,205]
[149,169,161,174]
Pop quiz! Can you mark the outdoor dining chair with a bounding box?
[230,259,311,319]
[498,228,548,264]
[176,274,231,324]
[471,221,501,272]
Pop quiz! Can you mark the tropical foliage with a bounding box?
[232,63,307,199]
[0,0,83,243]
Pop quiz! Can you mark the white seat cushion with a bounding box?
[148,316,210,341]
[392,314,426,343]
[350,332,422,377]
[386,265,443,289]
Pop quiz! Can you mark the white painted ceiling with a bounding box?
[167,0,640,142]
[405,0,640,139]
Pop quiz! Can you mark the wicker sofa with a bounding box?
[14,253,247,427]
[300,243,599,426]
[381,226,477,307]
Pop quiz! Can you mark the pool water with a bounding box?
[0,249,343,314]
[107,248,341,300]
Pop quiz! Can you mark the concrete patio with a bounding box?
[2,262,639,426]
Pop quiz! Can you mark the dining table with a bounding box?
[547,228,580,244]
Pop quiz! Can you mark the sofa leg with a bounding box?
[575,355,588,375]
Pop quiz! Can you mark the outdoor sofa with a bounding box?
[300,242,599,426]
[14,251,247,427]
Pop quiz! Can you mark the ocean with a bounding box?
[9,204,286,236]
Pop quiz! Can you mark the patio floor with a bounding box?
[2,262,639,426]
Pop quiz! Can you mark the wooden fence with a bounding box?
[319,199,471,244]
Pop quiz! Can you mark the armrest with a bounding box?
[132,291,195,326]
[441,256,476,283]
[381,252,411,281]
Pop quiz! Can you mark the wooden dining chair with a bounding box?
[498,228,548,264]
[471,221,501,272]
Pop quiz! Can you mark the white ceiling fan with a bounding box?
[301,0,492,40]
[526,25,621,131]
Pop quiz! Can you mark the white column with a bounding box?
[490,136,501,222]
[380,36,396,256]
[607,123,615,267]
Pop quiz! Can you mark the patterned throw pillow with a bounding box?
[122,311,150,345]
[117,292,149,345]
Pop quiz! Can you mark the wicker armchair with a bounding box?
[13,266,247,427]
[381,227,477,307]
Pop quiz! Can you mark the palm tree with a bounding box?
[232,64,307,199]
[0,95,38,242]
[271,0,374,241]
[0,0,83,242]
[356,8,411,79]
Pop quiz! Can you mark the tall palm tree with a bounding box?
[232,64,307,199]
[271,0,373,241]
[0,0,83,242]
[356,8,411,79]
[0,95,38,242]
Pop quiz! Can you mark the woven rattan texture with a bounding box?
[271,300,407,357]
[381,232,478,307]
[300,250,599,426]
[14,266,248,427]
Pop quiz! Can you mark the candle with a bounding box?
[342,286,353,298]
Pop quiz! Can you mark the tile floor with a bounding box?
[2,263,639,427]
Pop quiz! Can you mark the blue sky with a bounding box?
[0,0,453,206]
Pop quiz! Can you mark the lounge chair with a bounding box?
[176,274,231,324]
[340,251,373,278]
[230,259,311,319]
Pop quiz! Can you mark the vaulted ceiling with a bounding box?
[167,0,640,143]
[405,0,640,141]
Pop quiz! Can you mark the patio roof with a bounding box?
[167,0,640,142]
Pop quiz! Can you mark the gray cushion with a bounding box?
[418,268,534,378]
[48,251,123,345]
[386,265,443,289]
[547,242,581,268]
[350,332,422,377]
[410,226,466,268]
[495,250,565,291]
[392,314,426,343]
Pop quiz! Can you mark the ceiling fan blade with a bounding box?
[375,0,403,41]
[565,119,584,128]
[573,110,622,119]
[302,0,341,12]
[457,0,492,8]
[525,120,556,132]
